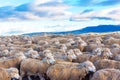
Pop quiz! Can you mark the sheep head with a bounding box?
[79,61,96,73]
[73,48,83,56]
[101,48,113,58]
[67,49,77,61]
[45,56,56,65]
[43,49,56,64]
[92,48,102,56]
[7,67,20,80]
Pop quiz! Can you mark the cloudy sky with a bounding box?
[0,0,120,35]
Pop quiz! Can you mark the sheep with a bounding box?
[67,49,77,62]
[47,61,96,80]
[84,43,104,52]
[99,48,113,59]
[110,47,120,59]
[67,38,75,45]
[20,52,56,80]
[94,59,120,70]
[0,67,20,80]
[0,52,26,68]
[103,37,120,45]
[110,43,120,48]
[24,49,40,59]
[74,48,112,63]
[90,68,120,80]
[73,48,83,56]
[59,44,67,51]
[77,40,87,52]
[114,54,120,61]
[0,49,9,57]
[87,37,102,45]
[92,47,102,55]
[70,37,87,52]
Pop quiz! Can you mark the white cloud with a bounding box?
[70,7,120,21]
[0,0,72,21]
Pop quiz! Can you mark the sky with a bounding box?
[0,0,120,35]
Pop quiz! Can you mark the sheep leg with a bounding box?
[19,76,23,80]
[38,74,45,80]
[28,76,32,80]
[20,72,24,80]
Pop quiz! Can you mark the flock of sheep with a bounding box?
[0,32,120,80]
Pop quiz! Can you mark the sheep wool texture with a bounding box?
[47,63,88,80]
[0,55,24,68]
[0,68,11,80]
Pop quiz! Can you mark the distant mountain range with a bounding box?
[23,25,120,36]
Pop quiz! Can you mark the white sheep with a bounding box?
[0,67,20,80]
[90,68,120,80]
[47,61,96,80]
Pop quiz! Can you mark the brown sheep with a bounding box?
[0,67,20,80]
[94,59,120,70]
[74,48,112,63]
[20,52,56,80]
[47,61,96,80]
[67,49,77,62]
[73,37,87,52]
[90,68,120,80]
[103,37,120,45]
[0,52,26,68]
[110,47,120,59]
[84,43,104,52]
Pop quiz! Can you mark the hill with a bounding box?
[23,25,120,36]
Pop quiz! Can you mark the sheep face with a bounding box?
[60,44,67,50]
[102,48,113,58]
[92,48,102,56]
[43,50,56,64]
[79,61,96,73]
[73,49,83,56]
[79,40,87,46]
[67,49,77,60]
[43,50,53,57]
[46,56,56,64]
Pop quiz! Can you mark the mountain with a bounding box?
[23,25,120,36]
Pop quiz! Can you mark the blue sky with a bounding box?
[0,0,120,35]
